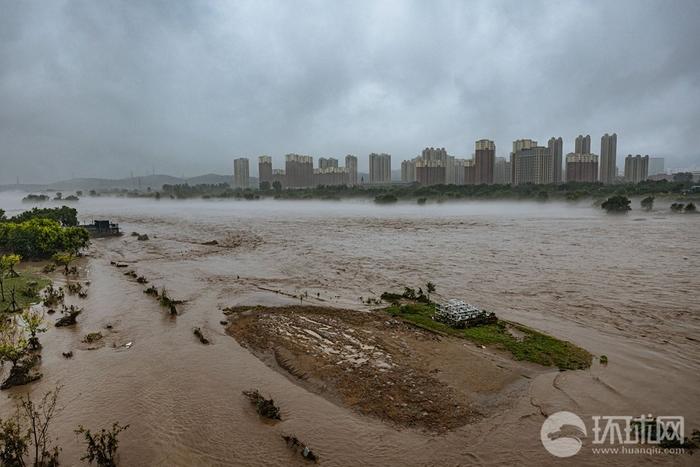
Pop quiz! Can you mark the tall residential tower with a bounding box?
[233,157,250,189]
[548,137,563,184]
[600,133,617,184]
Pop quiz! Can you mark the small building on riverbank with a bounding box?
[81,220,121,237]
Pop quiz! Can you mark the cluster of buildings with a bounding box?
[231,134,666,189]
[234,154,360,189]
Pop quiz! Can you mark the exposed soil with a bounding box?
[226,305,537,432]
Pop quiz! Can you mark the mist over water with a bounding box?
[0,193,698,466]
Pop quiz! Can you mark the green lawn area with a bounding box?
[383,303,592,370]
[0,272,51,312]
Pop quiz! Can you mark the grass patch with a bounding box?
[1,272,51,311]
[384,303,591,370]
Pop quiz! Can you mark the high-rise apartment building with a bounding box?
[474,139,495,184]
[575,134,591,154]
[369,153,391,184]
[401,159,417,183]
[600,133,617,184]
[463,159,476,185]
[454,159,469,185]
[512,139,537,154]
[318,157,339,169]
[548,137,563,184]
[416,159,446,186]
[285,154,314,187]
[649,157,665,176]
[494,157,512,184]
[345,155,358,185]
[258,155,272,187]
[624,155,649,183]
[233,157,250,189]
[565,153,598,182]
[511,146,552,185]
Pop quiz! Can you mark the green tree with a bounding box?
[272,181,282,193]
[640,196,654,211]
[21,309,46,350]
[0,254,21,302]
[601,195,631,213]
[0,209,5,221]
[685,202,697,213]
[0,413,30,466]
[259,181,270,191]
[0,318,27,370]
[52,252,76,275]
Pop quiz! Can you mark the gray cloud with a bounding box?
[1,0,699,183]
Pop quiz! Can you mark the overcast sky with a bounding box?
[1,0,699,183]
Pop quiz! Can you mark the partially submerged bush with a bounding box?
[55,306,82,327]
[42,285,64,307]
[282,434,317,462]
[83,332,103,344]
[243,389,281,420]
[193,327,209,344]
[75,422,129,467]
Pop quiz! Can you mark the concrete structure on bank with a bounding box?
[566,153,599,182]
[624,154,649,183]
[233,157,250,189]
[600,133,618,185]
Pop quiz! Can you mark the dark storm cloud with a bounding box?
[1,0,699,183]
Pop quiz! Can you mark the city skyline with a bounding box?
[1,1,699,184]
[227,131,671,188]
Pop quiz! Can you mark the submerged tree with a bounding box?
[0,254,21,302]
[425,282,436,302]
[52,252,75,275]
[640,195,654,211]
[601,195,631,213]
[0,317,28,371]
[75,423,129,467]
[21,309,46,350]
[0,385,63,466]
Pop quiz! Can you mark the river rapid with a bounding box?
[0,193,698,466]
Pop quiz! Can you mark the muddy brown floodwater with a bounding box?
[0,194,698,466]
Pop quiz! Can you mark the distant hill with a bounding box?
[186,173,233,185]
[0,174,242,192]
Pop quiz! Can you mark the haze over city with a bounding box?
[2,0,700,184]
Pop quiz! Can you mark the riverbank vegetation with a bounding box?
[0,258,50,312]
[382,301,591,370]
[0,385,129,466]
[0,207,89,260]
[74,176,700,205]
